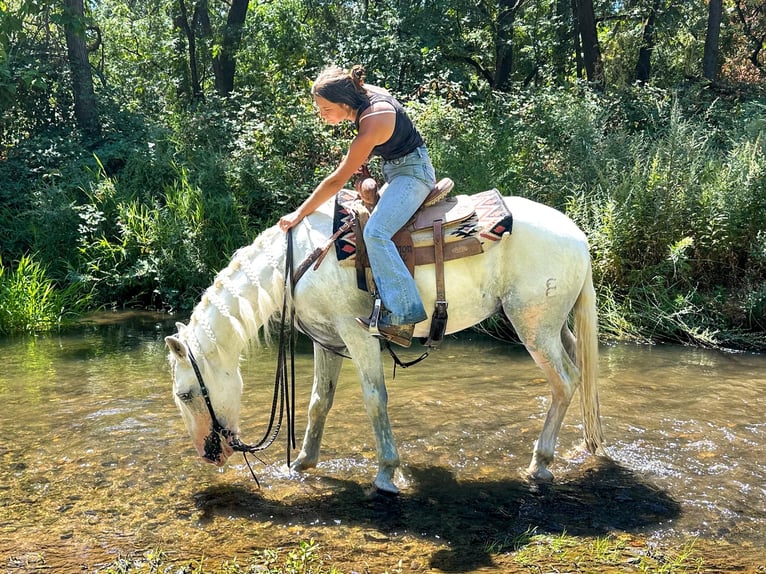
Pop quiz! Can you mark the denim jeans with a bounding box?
[363,145,436,325]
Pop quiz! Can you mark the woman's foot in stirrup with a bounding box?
[355,317,415,348]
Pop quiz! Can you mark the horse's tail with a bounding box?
[574,265,605,455]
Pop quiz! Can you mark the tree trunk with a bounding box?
[63,0,100,140]
[175,0,203,102]
[635,0,661,84]
[213,0,248,95]
[703,0,723,80]
[552,0,572,81]
[571,0,584,79]
[493,0,522,90]
[574,0,603,85]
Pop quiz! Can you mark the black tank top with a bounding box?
[354,93,424,161]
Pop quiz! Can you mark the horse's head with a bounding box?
[165,322,243,466]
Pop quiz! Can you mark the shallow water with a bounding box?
[1,312,765,572]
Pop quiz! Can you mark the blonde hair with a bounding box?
[311,64,369,110]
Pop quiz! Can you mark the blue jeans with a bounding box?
[363,145,436,325]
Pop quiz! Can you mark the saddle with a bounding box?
[336,174,513,347]
[293,173,513,348]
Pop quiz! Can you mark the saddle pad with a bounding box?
[332,188,513,264]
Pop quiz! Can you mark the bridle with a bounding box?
[183,231,298,486]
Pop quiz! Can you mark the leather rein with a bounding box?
[185,230,298,487]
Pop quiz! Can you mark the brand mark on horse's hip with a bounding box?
[545,278,557,296]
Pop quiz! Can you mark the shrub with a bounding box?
[0,254,86,334]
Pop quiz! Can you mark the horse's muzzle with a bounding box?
[202,430,234,465]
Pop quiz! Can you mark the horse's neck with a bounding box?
[187,226,288,362]
[187,300,246,368]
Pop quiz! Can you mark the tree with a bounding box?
[574,0,602,84]
[703,0,723,80]
[196,0,249,96]
[63,0,100,139]
[733,0,766,76]
[173,0,203,102]
[635,0,662,84]
[552,0,574,82]
[171,0,250,102]
[493,0,529,90]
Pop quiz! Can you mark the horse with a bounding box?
[165,193,605,494]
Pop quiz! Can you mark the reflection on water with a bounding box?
[1,312,765,570]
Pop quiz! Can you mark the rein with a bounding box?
[186,230,298,486]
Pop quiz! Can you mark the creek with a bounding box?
[1,312,764,572]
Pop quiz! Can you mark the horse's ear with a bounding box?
[165,335,187,361]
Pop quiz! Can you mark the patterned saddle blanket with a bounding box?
[332,188,513,267]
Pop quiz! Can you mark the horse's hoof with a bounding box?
[373,470,400,495]
[290,456,316,472]
[528,466,554,482]
[373,478,400,495]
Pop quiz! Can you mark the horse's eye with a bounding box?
[176,391,195,403]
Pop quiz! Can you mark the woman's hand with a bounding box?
[278,210,303,232]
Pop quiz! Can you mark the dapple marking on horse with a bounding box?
[165,194,605,493]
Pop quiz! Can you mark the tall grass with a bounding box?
[74,159,247,311]
[0,254,86,334]
[418,86,766,350]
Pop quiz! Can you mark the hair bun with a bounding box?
[349,65,366,86]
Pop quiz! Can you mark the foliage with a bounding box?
[73,153,245,311]
[0,253,86,334]
[1,0,765,346]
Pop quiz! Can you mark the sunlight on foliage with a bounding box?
[0,254,86,334]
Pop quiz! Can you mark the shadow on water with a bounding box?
[193,458,680,572]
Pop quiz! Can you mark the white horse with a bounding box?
[165,194,605,493]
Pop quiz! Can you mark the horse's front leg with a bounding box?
[354,353,400,494]
[291,343,343,472]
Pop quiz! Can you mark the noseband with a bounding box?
[183,231,298,485]
[186,345,285,451]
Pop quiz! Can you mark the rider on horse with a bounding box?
[277,64,436,347]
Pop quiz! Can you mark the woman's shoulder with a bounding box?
[363,83,392,97]
[359,95,397,122]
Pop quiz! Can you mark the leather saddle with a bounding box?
[293,173,513,348]
[348,174,513,346]
[352,176,482,280]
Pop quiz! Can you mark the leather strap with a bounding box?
[433,219,446,303]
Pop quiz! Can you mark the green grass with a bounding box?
[96,540,343,574]
[0,253,87,334]
[88,534,710,574]
[508,531,703,573]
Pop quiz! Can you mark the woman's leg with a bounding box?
[363,149,434,325]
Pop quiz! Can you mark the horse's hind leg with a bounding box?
[291,343,343,472]
[523,338,579,482]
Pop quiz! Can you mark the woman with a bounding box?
[278,64,435,347]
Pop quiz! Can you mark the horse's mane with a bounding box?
[185,225,287,360]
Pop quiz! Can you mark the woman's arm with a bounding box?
[278,108,395,231]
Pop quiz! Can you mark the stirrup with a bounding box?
[367,298,383,336]
[355,316,414,348]
[356,299,414,348]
